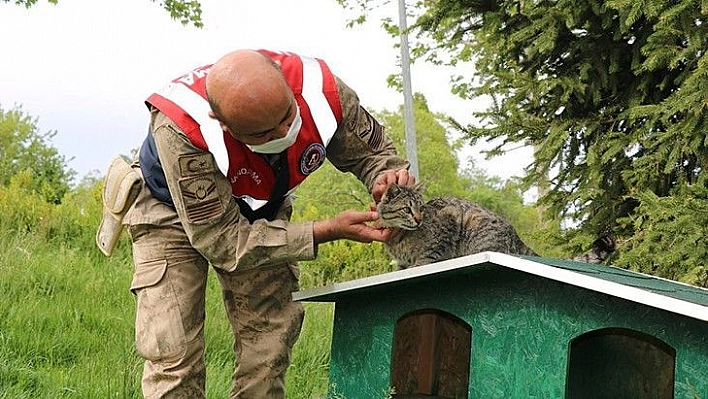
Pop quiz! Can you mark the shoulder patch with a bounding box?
[358,108,384,150]
[178,175,223,224]
[300,143,326,175]
[179,153,217,177]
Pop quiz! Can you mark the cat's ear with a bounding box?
[387,182,402,197]
[413,181,425,193]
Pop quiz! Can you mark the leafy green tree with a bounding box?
[338,0,708,286]
[379,93,472,198]
[0,106,75,203]
[5,0,203,27]
[381,94,541,245]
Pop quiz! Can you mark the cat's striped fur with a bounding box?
[377,183,537,269]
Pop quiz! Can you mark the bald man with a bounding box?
[119,49,414,398]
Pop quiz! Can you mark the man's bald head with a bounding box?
[206,50,294,141]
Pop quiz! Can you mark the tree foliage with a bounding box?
[338,0,708,286]
[0,106,75,203]
[5,0,203,27]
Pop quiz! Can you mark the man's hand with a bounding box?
[371,168,416,203]
[313,210,392,245]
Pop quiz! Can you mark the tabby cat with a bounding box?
[377,183,538,269]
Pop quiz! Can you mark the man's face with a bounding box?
[227,97,297,145]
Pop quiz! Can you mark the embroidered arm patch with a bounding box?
[179,153,216,177]
[178,175,223,224]
[357,108,385,150]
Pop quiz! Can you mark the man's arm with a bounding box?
[325,77,412,200]
[313,209,391,244]
[151,117,389,272]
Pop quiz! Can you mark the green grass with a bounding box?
[0,231,334,398]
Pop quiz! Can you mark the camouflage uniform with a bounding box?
[123,75,408,398]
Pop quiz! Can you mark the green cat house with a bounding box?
[293,252,708,398]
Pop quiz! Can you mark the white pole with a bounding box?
[397,0,419,178]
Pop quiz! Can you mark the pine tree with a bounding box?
[338,0,708,285]
[415,0,708,285]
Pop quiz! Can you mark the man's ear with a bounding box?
[209,111,231,133]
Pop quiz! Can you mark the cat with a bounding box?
[376,183,538,269]
[572,235,616,264]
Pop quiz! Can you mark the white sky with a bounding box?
[0,0,533,182]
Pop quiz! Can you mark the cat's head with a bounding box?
[376,182,425,230]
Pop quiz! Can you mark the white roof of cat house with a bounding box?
[293,252,708,322]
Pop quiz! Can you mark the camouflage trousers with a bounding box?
[127,218,304,398]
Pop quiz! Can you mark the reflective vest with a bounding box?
[141,50,343,219]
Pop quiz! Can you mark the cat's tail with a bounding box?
[573,236,616,264]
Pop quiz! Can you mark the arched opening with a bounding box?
[566,327,676,399]
[390,309,471,398]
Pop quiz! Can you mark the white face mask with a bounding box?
[246,106,302,154]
